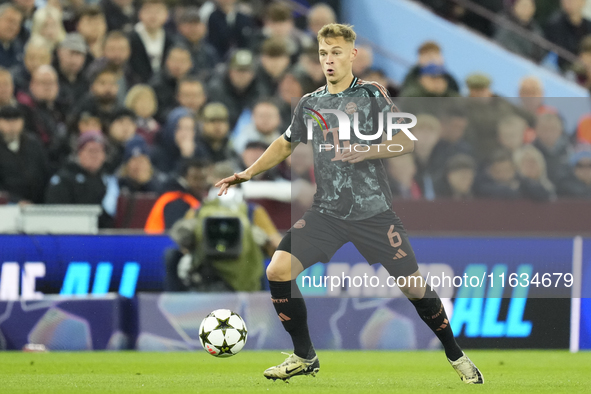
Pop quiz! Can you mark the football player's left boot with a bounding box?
[448,352,484,384]
[264,352,320,381]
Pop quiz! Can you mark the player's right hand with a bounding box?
[215,171,252,196]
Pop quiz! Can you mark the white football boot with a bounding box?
[264,352,320,381]
[448,352,484,384]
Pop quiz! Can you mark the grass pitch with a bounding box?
[0,350,589,393]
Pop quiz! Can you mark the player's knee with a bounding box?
[266,255,291,282]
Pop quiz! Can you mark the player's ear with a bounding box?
[351,47,358,61]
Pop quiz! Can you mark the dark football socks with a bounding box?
[410,286,463,361]
[269,280,316,359]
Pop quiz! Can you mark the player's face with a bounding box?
[318,36,356,84]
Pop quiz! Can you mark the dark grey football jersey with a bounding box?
[284,77,398,220]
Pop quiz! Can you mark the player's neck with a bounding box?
[326,74,355,94]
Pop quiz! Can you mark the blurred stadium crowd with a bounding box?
[0,0,591,231]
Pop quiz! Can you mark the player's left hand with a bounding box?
[340,144,368,164]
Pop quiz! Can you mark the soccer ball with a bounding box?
[199,309,247,357]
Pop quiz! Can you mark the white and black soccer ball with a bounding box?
[199,309,247,357]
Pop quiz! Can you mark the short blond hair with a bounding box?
[317,23,356,44]
[124,84,158,114]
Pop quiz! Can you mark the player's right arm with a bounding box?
[215,135,293,196]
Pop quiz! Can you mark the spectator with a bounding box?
[124,84,160,145]
[0,3,24,68]
[129,0,174,83]
[306,3,337,36]
[513,144,556,200]
[11,36,52,93]
[104,107,138,173]
[292,44,324,92]
[46,131,118,228]
[518,76,558,143]
[76,5,107,60]
[208,49,267,128]
[0,67,17,107]
[145,158,210,233]
[401,41,459,92]
[55,33,89,112]
[118,137,166,193]
[352,45,373,77]
[258,37,291,96]
[206,0,254,60]
[497,114,528,154]
[0,105,49,204]
[176,77,207,119]
[532,112,572,184]
[17,64,69,168]
[151,107,196,173]
[87,31,139,103]
[434,154,477,200]
[361,68,399,97]
[150,46,193,122]
[412,114,443,200]
[195,102,239,164]
[475,149,522,199]
[557,148,591,197]
[76,111,103,135]
[30,5,65,50]
[70,63,121,131]
[571,35,591,91]
[400,64,460,98]
[494,0,545,62]
[174,7,218,79]
[276,71,304,131]
[386,154,422,200]
[464,73,534,156]
[545,0,591,70]
[430,106,474,173]
[232,99,281,154]
[101,0,135,33]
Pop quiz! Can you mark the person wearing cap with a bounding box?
[466,73,493,98]
[128,0,174,83]
[174,6,218,79]
[207,49,268,128]
[45,130,119,228]
[195,102,240,164]
[104,107,140,174]
[400,63,460,98]
[55,33,90,111]
[118,136,166,194]
[557,148,591,198]
[434,154,477,199]
[206,0,254,59]
[0,105,50,205]
[16,64,69,169]
[150,46,194,122]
